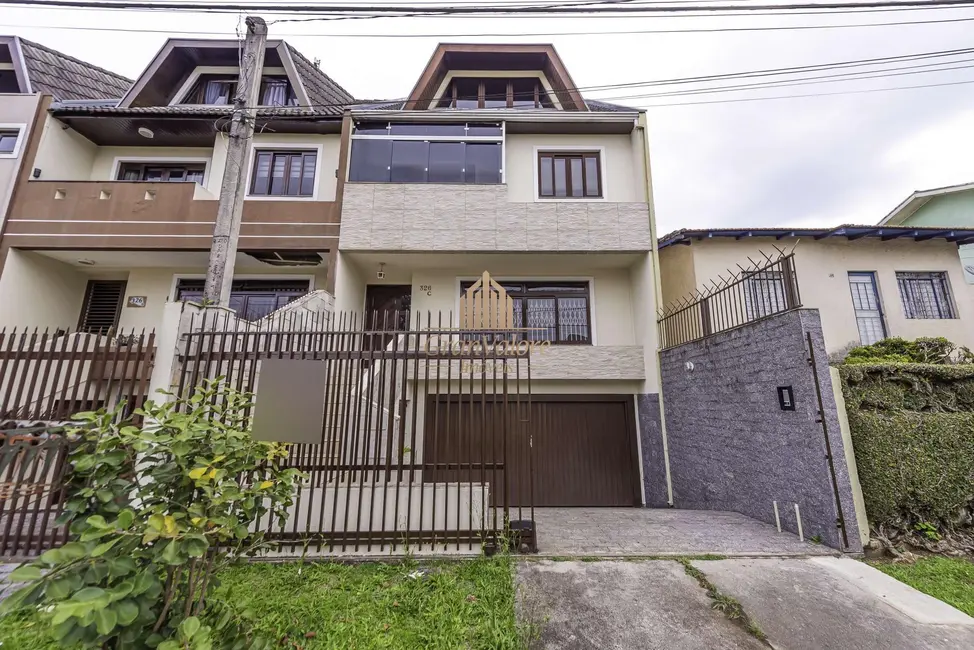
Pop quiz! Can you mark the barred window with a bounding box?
[459,281,591,344]
[896,272,956,319]
[743,271,787,320]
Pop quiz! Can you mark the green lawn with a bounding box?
[0,556,525,650]
[870,557,974,617]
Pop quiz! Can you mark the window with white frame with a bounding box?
[848,272,887,345]
[0,126,24,157]
[348,122,503,184]
[896,271,957,319]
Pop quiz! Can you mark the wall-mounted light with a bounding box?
[137,127,154,139]
[32,168,41,179]
[376,263,386,280]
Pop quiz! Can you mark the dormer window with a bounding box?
[181,74,297,106]
[437,77,554,109]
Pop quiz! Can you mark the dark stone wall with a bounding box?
[636,393,669,507]
[657,309,862,552]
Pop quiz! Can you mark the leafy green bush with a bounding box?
[1,380,304,649]
[840,363,974,531]
[844,337,974,365]
[846,410,974,526]
[841,363,974,413]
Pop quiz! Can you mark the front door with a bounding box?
[364,285,412,352]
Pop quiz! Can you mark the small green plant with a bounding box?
[914,522,942,541]
[2,380,304,649]
[809,535,823,545]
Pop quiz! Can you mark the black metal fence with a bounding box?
[175,309,535,556]
[657,251,801,349]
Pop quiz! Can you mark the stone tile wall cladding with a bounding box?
[653,309,863,552]
[340,183,652,251]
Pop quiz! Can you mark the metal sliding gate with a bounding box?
[176,310,535,556]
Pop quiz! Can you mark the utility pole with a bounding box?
[204,16,267,306]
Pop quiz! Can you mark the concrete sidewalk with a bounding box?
[516,557,974,650]
[696,557,974,650]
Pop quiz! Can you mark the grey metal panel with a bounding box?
[251,358,327,444]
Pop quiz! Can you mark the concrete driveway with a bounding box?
[516,557,974,650]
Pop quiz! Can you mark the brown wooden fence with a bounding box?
[0,328,156,422]
[0,432,73,557]
[176,309,535,556]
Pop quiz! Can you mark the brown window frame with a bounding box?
[249,149,318,197]
[458,280,593,345]
[116,162,206,184]
[78,280,126,334]
[438,78,553,109]
[175,279,310,321]
[538,151,603,199]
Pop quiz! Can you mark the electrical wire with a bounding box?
[635,75,974,105]
[5,0,974,17]
[5,11,974,36]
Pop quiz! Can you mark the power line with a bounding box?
[579,44,974,92]
[5,0,974,16]
[597,57,974,100]
[636,76,974,106]
[5,12,974,36]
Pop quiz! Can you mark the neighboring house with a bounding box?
[0,37,353,332]
[878,182,974,284]
[335,44,660,508]
[0,35,129,240]
[658,226,974,354]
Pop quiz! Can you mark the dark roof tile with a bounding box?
[285,43,354,115]
[18,37,130,101]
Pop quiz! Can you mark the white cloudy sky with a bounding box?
[4,3,974,235]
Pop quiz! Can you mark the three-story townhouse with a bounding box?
[0,37,352,332]
[334,44,664,508]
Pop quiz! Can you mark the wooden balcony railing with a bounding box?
[4,181,340,250]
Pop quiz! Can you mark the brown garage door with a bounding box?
[424,395,641,507]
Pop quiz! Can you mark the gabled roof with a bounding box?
[658,225,974,248]
[0,35,130,101]
[405,43,589,111]
[284,43,354,112]
[117,38,352,115]
[878,181,974,226]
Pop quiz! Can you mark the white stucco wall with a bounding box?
[29,128,341,203]
[504,133,647,203]
[209,133,342,202]
[673,238,974,353]
[32,115,97,182]
[0,249,88,329]
[0,93,40,230]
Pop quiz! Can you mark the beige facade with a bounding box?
[0,93,41,229]
[334,251,657,390]
[0,249,329,331]
[660,237,974,353]
[32,118,341,202]
[341,183,651,252]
